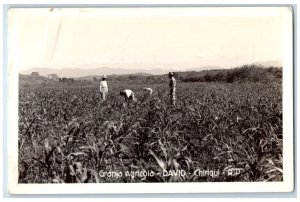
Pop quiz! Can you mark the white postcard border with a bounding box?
[5,5,295,194]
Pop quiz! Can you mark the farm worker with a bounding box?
[100,75,108,100]
[120,89,137,102]
[144,87,153,95]
[168,72,176,106]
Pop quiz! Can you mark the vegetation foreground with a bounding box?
[18,81,283,183]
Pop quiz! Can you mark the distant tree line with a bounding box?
[180,65,282,83]
[23,65,282,88]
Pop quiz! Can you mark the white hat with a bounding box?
[102,75,107,79]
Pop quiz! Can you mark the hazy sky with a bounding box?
[8,7,292,71]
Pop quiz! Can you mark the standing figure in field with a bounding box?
[120,89,137,102]
[168,72,176,106]
[100,75,108,101]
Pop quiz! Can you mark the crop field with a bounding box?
[18,81,283,183]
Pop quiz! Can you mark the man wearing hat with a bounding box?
[100,75,108,101]
[168,72,176,106]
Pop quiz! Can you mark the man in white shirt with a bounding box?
[100,75,108,100]
[120,89,137,102]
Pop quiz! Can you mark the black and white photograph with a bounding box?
[7,6,294,194]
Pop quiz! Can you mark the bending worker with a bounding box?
[144,87,153,95]
[120,89,137,102]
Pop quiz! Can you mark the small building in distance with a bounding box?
[48,74,59,81]
[31,72,39,76]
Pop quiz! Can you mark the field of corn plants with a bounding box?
[18,81,283,183]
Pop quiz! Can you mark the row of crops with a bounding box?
[18,81,283,183]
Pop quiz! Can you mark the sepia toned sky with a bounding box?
[8,7,292,72]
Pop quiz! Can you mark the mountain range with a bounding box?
[19,60,282,78]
